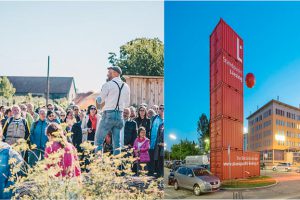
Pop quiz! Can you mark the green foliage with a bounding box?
[164,150,171,160]
[0,76,16,99]
[108,38,164,76]
[9,140,163,199]
[197,114,210,154]
[170,139,201,160]
[53,98,69,110]
[0,96,69,110]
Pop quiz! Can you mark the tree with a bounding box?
[0,76,16,99]
[197,114,210,154]
[164,149,171,161]
[170,139,201,160]
[108,38,164,76]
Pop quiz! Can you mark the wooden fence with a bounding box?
[123,75,164,107]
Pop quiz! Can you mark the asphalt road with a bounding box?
[164,168,300,199]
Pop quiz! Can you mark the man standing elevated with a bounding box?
[95,66,130,155]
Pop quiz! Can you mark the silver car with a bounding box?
[173,165,220,196]
[272,162,291,172]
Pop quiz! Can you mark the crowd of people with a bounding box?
[0,102,164,169]
[0,101,164,197]
[0,66,164,198]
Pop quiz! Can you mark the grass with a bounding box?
[221,176,276,188]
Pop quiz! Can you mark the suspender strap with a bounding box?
[112,80,124,111]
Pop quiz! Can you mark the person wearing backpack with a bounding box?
[28,108,49,167]
[2,105,30,146]
[95,66,130,155]
[0,124,24,199]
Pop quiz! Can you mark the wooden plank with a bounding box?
[134,78,138,106]
[124,76,164,108]
[138,78,141,106]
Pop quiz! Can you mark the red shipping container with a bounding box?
[210,117,243,150]
[210,19,243,65]
[243,151,260,178]
[209,19,260,181]
[210,52,243,93]
[210,149,244,180]
[210,84,243,122]
[210,150,260,180]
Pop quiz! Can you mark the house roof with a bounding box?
[246,99,300,120]
[74,91,100,109]
[6,76,76,94]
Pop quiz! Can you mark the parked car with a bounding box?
[169,160,182,169]
[296,166,300,173]
[173,165,220,196]
[272,162,291,172]
[168,165,181,185]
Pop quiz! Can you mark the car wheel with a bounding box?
[174,180,179,190]
[193,184,201,196]
[272,167,276,171]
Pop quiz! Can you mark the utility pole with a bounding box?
[46,56,50,105]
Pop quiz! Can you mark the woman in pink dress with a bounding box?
[44,122,81,178]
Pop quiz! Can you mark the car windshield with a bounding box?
[278,163,290,166]
[193,168,211,176]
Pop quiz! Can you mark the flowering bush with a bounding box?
[8,140,163,200]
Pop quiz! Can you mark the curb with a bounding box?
[221,180,278,191]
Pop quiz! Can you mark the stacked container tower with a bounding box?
[209,19,260,180]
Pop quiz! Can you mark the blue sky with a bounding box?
[165,1,300,149]
[0,1,163,92]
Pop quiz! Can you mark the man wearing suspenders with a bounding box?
[95,66,130,155]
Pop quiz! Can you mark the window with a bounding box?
[193,169,211,176]
[276,109,285,116]
[263,139,271,146]
[186,168,193,176]
[286,112,296,120]
[263,120,272,128]
[256,124,263,131]
[263,109,272,118]
[255,115,263,123]
[263,130,272,137]
[287,122,295,128]
[178,167,187,175]
[276,119,285,126]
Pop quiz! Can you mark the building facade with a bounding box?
[247,99,300,165]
